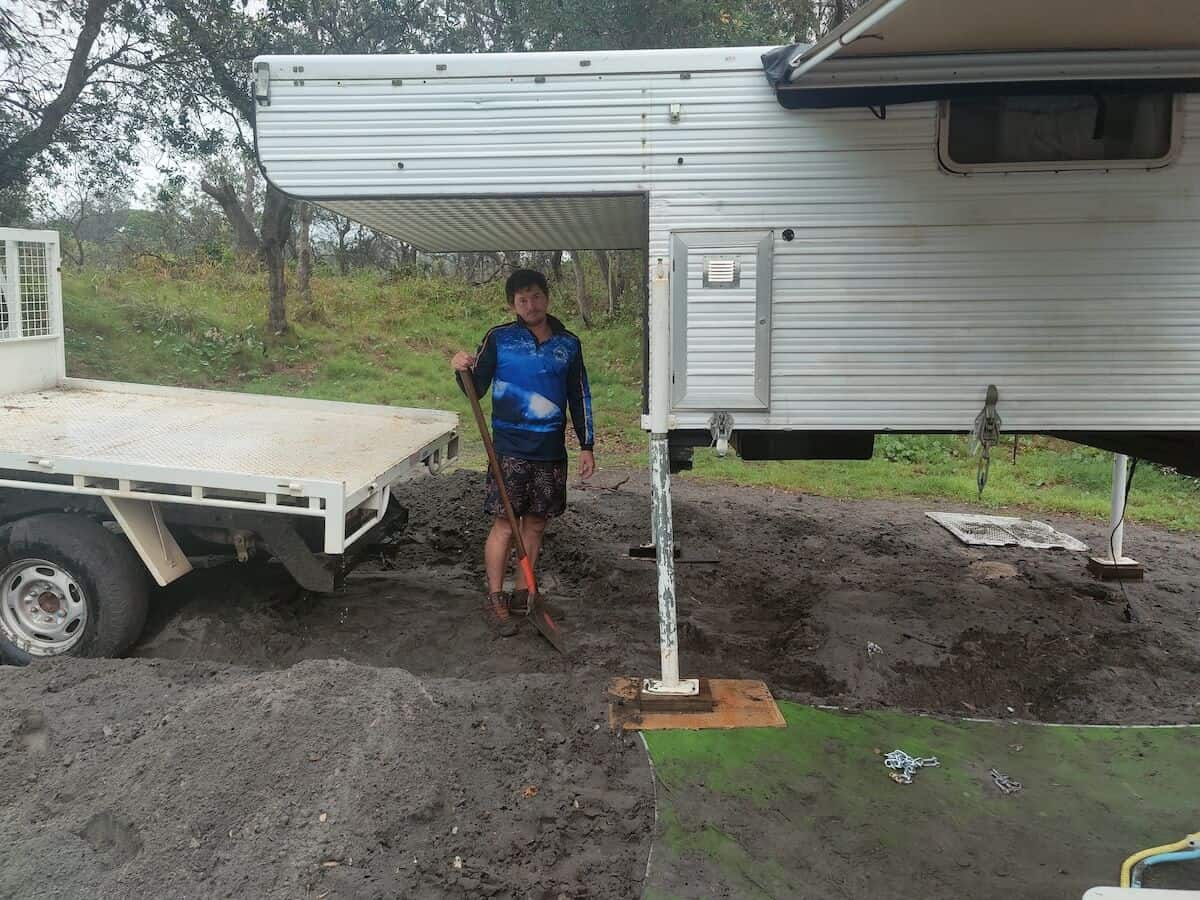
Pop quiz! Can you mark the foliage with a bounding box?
[0,0,175,199]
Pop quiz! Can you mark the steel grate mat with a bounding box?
[926,511,1089,551]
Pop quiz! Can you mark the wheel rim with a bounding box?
[0,558,89,656]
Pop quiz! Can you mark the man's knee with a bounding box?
[490,517,514,538]
[523,515,548,535]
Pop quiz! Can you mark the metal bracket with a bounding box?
[709,411,735,457]
[642,677,700,696]
[103,497,193,587]
[254,61,271,106]
[669,102,681,123]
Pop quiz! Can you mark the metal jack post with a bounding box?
[1088,453,1145,581]
[640,258,710,709]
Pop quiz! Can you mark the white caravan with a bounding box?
[251,0,1200,693]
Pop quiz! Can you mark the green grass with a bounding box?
[62,262,646,465]
[642,702,1200,897]
[61,261,1199,530]
[685,436,1200,532]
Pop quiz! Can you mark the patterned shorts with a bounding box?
[484,455,568,519]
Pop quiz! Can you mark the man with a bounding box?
[452,268,595,637]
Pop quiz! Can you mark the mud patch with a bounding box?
[76,812,143,867]
[0,658,652,899]
[14,708,49,752]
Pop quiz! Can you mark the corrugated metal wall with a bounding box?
[256,54,1200,433]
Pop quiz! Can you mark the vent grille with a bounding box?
[702,257,739,288]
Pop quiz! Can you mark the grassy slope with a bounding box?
[642,702,1200,898]
[62,263,1199,531]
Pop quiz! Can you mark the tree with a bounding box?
[42,161,133,265]
[151,0,451,332]
[296,202,314,311]
[571,251,592,327]
[154,0,295,332]
[0,0,173,197]
[593,250,618,316]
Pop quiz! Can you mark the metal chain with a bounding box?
[970,385,1002,498]
[884,749,940,784]
[989,768,1022,794]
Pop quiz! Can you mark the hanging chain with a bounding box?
[970,385,1002,498]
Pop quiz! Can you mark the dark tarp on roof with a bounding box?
[760,43,802,90]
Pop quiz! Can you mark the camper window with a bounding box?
[939,93,1179,173]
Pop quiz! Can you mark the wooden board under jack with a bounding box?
[608,677,786,731]
[1087,556,1145,580]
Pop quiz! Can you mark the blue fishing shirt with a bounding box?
[459,315,594,461]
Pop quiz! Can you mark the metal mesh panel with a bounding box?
[17,241,51,337]
[925,512,1089,551]
[0,245,9,338]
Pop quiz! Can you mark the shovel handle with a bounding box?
[460,370,538,596]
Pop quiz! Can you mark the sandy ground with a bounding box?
[139,468,1200,724]
[2,467,1199,898]
[0,659,652,899]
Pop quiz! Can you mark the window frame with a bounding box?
[937,92,1185,175]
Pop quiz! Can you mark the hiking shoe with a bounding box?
[509,589,566,620]
[482,591,518,637]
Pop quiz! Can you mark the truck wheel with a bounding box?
[0,514,149,665]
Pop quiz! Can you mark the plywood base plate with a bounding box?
[1087,556,1145,581]
[608,677,786,731]
[636,678,715,713]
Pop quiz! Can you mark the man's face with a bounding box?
[511,285,549,327]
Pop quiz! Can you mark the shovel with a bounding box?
[460,371,568,655]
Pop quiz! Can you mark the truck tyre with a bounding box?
[0,513,149,665]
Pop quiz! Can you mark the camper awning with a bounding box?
[762,0,1200,109]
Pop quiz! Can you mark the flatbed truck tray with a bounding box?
[0,227,459,663]
[0,378,459,555]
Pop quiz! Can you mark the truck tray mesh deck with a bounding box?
[0,383,456,494]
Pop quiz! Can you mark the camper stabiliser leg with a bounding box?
[642,258,699,699]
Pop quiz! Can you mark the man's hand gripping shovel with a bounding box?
[461,373,568,655]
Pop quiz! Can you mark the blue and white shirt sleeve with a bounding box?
[456,327,498,398]
[566,344,594,452]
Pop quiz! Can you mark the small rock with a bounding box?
[189,837,201,849]
[102,726,114,738]
[452,855,463,870]
[319,813,327,823]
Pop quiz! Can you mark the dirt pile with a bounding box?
[0,658,652,899]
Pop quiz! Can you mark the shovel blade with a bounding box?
[528,593,568,655]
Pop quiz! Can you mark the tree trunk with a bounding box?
[261,184,293,334]
[335,218,352,275]
[201,177,261,257]
[242,157,257,225]
[572,251,592,327]
[297,202,313,310]
[613,250,629,303]
[550,249,564,281]
[593,250,615,316]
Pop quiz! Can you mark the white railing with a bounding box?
[0,228,66,393]
[0,228,61,341]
